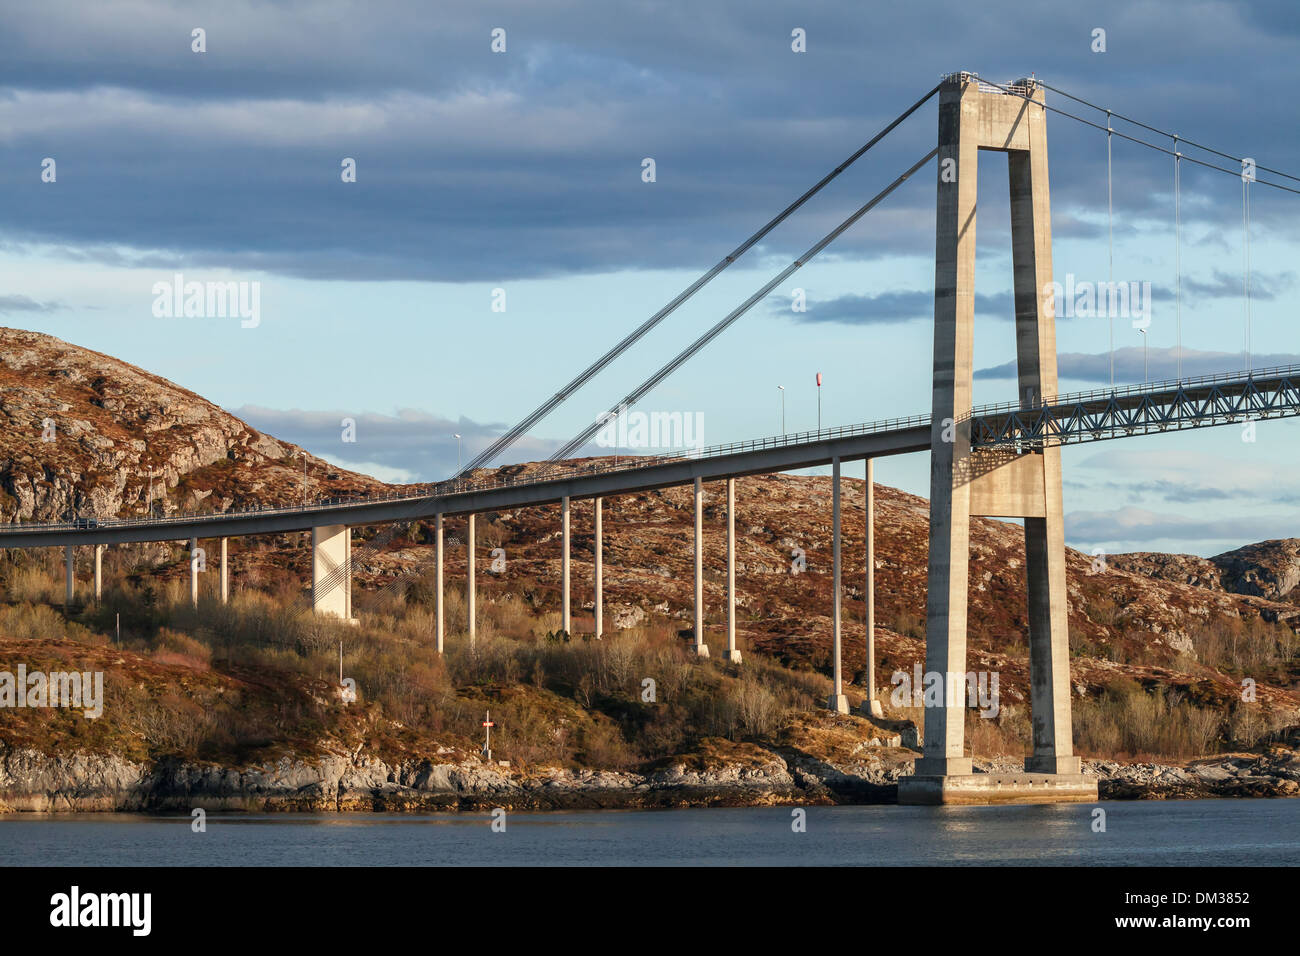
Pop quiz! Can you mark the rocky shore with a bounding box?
[2,743,1296,813]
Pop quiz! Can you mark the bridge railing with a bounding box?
[7,364,1297,535]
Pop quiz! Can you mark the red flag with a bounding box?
[816,372,822,387]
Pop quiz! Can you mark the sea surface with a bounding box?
[2,799,1296,866]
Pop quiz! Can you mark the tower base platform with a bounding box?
[898,772,1098,806]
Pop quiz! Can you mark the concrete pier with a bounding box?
[593,497,603,639]
[467,514,476,644]
[861,459,883,717]
[219,537,229,604]
[561,495,571,634]
[827,458,849,713]
[94,544,104,603]
[311,525,351,619]
[724,477,741,663]
[691,477,708,658]
[189,537,199,607]
[435,513,444,652]
[899,74,1092,804]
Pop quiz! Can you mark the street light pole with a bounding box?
[454,434,462,473]
[1139,328,1148,383]
[777,385,785,436]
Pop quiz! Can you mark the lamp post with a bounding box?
[777,385,785,436]
[1138,328,1148,384]
[454,434,462,473]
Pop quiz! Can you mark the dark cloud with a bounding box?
[0,1,1296,281]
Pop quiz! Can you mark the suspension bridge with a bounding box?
[5,72,1298,804]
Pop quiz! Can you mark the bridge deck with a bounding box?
[4,364,1298,548]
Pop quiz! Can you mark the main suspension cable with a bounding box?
[1041,82,1300,185]
[548,149,939,462]
[974,76,1300,196]
[456,83,943,477]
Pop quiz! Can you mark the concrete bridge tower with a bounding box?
[899,74,1096,804]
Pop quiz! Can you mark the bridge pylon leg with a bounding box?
[691,477,708,658]
[899,74,1093,805]
[593,497,603,639]
[725,477,741,663]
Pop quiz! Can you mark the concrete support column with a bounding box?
[691,477,709,657]
[467,514,476,644]
[311,524,351,619]
[64,545,73,607]
[861,459,883,717]
[94,544,104,603]
[219,538,229,605]
[189,537,199,607]
[435,513,444,653]
[827,458,849,713]
[561,496,571,634]
[593,497,603,639]
[725,477,741,663]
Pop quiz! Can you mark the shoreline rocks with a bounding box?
[1,743,1296,813]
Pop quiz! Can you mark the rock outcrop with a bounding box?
[0,327,386,523]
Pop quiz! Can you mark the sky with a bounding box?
[2,0,1300,557]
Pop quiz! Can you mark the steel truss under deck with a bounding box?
[970,364,1300,450]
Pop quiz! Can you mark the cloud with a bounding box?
[0,294,62,314]
[229,405,565,483]
[774,289,1013,325]
[1065,505,1288,549]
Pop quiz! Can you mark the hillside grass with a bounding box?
[1,546,1296,766]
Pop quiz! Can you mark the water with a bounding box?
[2,799,1295,866]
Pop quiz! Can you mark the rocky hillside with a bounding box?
[1112,540,1300,603]
[0,328,1297,808]
[2,327,1298,722]
[0,327,386,523]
